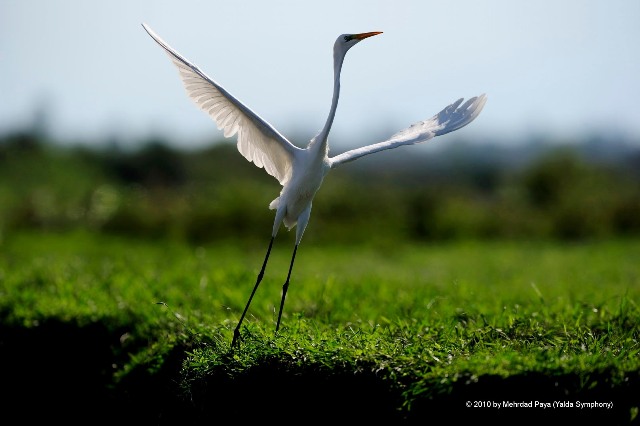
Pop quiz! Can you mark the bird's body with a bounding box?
[142,24,487,347]
[270,137,328,240]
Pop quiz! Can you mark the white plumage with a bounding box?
[142,23,487,346]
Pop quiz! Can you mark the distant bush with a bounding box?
[1,131,639,243]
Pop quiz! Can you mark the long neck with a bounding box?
[312,53,345,153]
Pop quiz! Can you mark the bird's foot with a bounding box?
[231,329,242,349]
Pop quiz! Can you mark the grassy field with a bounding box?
[1,231,639,423]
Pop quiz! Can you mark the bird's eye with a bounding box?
[343,35,351,42]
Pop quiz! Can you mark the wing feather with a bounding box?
[142,23,301,185]
[329,94,487,167]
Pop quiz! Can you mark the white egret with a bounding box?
[142,23,487,347]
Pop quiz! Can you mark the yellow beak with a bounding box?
[353,31,383,40]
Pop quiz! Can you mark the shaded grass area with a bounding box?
[0,231,639,423]
[2,319,638,424]
[1,320,638,424]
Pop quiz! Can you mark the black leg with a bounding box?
[276,244,298,333]
[232,236,274,347]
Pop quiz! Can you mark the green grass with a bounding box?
[1,231,639,423]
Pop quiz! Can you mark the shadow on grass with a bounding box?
[0,319,638,425]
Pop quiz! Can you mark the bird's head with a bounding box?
[333,31,382,59]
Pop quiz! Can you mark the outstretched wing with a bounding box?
[328,94,487,167]
[142,23,301,186]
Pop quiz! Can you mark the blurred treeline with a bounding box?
[1,130,639,245]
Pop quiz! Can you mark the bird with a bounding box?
[142,23,487,347]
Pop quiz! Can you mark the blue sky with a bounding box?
[2,1,639,151]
